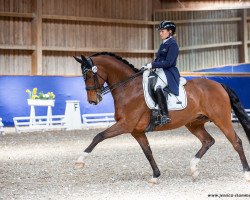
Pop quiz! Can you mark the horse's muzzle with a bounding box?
[88,95,102,105]
[88,100,98,105]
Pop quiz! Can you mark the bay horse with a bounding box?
[74,52,250,183]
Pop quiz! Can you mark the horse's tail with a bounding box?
[221,84,250,143]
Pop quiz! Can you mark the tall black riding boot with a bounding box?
[155,87,171,125]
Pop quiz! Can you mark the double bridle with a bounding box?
[82,57,144,96]
[83,58,105,90]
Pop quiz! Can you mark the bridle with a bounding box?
[81,57,106,102]
[81,57,145,97]
[83,58,105,91]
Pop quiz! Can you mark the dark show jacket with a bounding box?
[152,37,180,96]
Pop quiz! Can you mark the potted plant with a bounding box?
[26,88,56,106]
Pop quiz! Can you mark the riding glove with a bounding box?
[143,63,152,70]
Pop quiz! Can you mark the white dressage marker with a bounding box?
[0,118,4,135]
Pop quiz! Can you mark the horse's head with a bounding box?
[74,55,106,105]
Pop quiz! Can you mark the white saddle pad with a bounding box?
[142,70,187,111]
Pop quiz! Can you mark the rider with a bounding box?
[143,20,180,125]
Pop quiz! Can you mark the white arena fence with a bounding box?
[81,110,250,129]
[13,113,115,133]
[13,115,66,133]
[82,113,115,129]
[0,118,4,135]
[3,109,250,134]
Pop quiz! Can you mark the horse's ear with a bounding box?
[73,56,82,64]
[80,55,88,63]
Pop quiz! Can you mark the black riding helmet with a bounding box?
[158,20,176,34]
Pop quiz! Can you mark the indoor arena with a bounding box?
[1,1,250,200]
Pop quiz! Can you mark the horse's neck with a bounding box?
[95,57,135,86]
[105,62,141,105]
[108,67,134,86]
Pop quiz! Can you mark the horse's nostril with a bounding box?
[89,101,97,105]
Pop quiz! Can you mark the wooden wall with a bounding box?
[157,0,250,10]
[247,9,250,64]
[1,0,250,75]
[0,0,33,75]
[42,0,151,20]
[0,0,154,75]
[154,8,248,71]
[154,0,250,71]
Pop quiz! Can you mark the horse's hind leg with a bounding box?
[214,120,250,181]
[131,131,161,184]
[185,123,215,180]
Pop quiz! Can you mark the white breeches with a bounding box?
[154,68,168,91]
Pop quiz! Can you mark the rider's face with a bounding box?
[160,29,171,40]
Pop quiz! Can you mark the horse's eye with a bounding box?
[83,70,89,81]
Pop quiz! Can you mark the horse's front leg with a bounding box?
[131,131,161,184]
[75,121,129,169]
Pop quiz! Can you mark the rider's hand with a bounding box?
[142,63,152,70]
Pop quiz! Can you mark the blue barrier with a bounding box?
[185,76,250,109]
[195,63,250,73]
[0,76,114,126]
[1,70,250,126]
[192,63,250,109]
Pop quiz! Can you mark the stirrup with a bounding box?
[161,115,171,124]
[155,114,171,126]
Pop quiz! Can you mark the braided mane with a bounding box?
[90,52,139,73]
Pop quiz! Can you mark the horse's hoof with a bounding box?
[74,162,85,169]
[192,170,199,180]
[244,171,250,182]
[190,157,200,180]
[148,177,158,185]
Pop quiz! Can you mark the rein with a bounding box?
[101,69,145,95]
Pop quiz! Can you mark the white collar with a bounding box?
[162,36,172,44]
